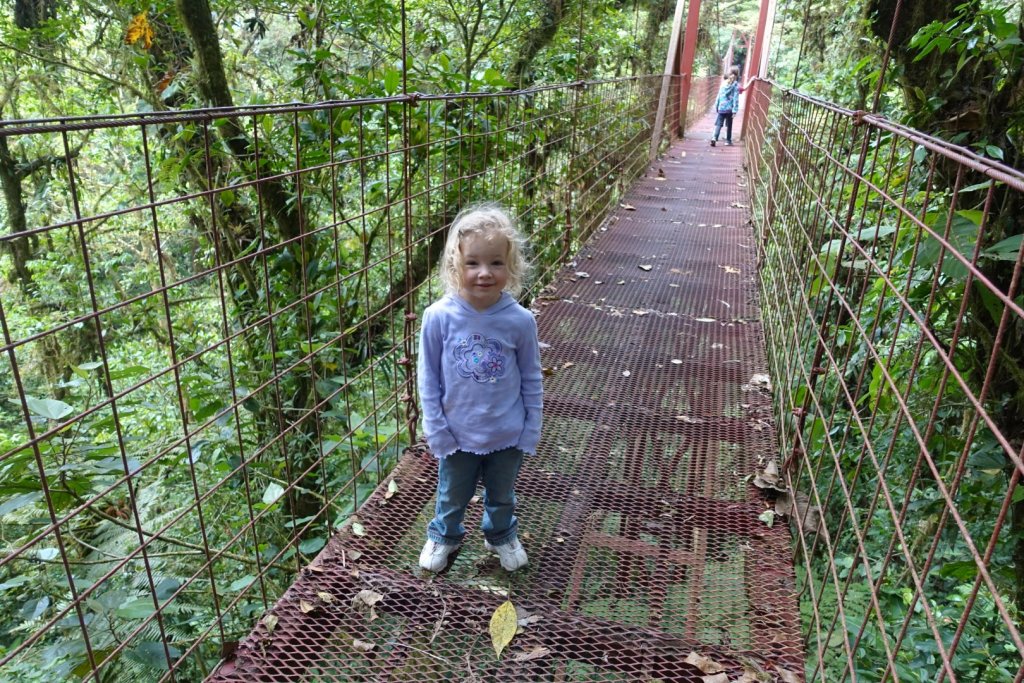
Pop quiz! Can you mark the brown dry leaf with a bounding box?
[542,367,555,377]
[350,589,383,621]
[352,638,377,652]
[621,203,636,211]
[489,600,518,659]
[318,591,336,604]
[638,264,653,271]
[777,668,802,683]
[299,600,315,614]
[262,614,278,634]
[561,362,575,370]
[685,652,725,674]
[511,646,552,662]
[701,675,728,683]
[347,549,363,561]
[753,459,782,491]
[125,11,154,50]
[776,491,824,535]
[307,564,325,572]
[730,202,749,208]
[720,265,741,274]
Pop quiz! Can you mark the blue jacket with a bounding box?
[715,81,739,114]
[418,292,543,458]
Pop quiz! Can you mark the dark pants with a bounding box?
[713,112,734,143]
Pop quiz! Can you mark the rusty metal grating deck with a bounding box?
[210,119,802,682]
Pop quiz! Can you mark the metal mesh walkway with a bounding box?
[210,115,803,682]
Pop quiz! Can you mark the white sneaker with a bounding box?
[419,539,457,571]
[484,537,528,571]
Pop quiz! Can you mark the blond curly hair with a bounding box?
[440,203,530,297]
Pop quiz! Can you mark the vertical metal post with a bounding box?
[648,0,686,161]
[676,0,702,136]
[740,0,774,140]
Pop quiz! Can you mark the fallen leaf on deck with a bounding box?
[512,646,552,662]
[730,202,749,208]
[385,479,399,499]
[490,600,518,658]
[621,203,636,211]
[351,589,383,621]
[701,674,728,683]
[616,280,626,285]
[719,265,741,274]
[758,509,776,528]
[685,651,725,674]
[777,667,802,682]
[318,591,336,603]
[622,371,631,377]
[671,359,683,364]
[695,317,717,323]
[749,373,772,390]
[299,600,315,613]
[753,459,785,492]
[575,271,590,278]
[633,309,649,316]
[262,614,278,634]
[638,264,653,271]
[351,521,367,536]
[776,491,824,535]
[352,638,376,652]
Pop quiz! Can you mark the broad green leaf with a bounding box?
[116,598,157,619]
[984,145,1004,161]
[299,536,326,554]
[0,491,42,516]
[131,642,180,671]
[490,600,518,658]
[758,510,776,528]
[983,234,1022,262]
[229,575,256,592]
[262,482,285,505]
[25,397,74,420]
[383,68,400,94]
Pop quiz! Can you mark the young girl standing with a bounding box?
[417,204,543,572]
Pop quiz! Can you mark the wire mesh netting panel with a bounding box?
[210,121,803,682]
[745,80,1024,680]
[0,76,682,682]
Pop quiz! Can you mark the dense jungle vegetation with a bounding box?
[0,0,1021,680]
[765,0,1024,679]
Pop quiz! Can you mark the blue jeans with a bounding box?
[427,447,523,547]
[713,112,734,142]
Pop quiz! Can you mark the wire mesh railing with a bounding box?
[744,78,1024,681]
[0,75,685,681]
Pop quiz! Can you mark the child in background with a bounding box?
[417,204,543,572]
[710,70,740,147]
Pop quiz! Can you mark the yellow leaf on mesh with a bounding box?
[489,600,517,659]
[125,12,154,50]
